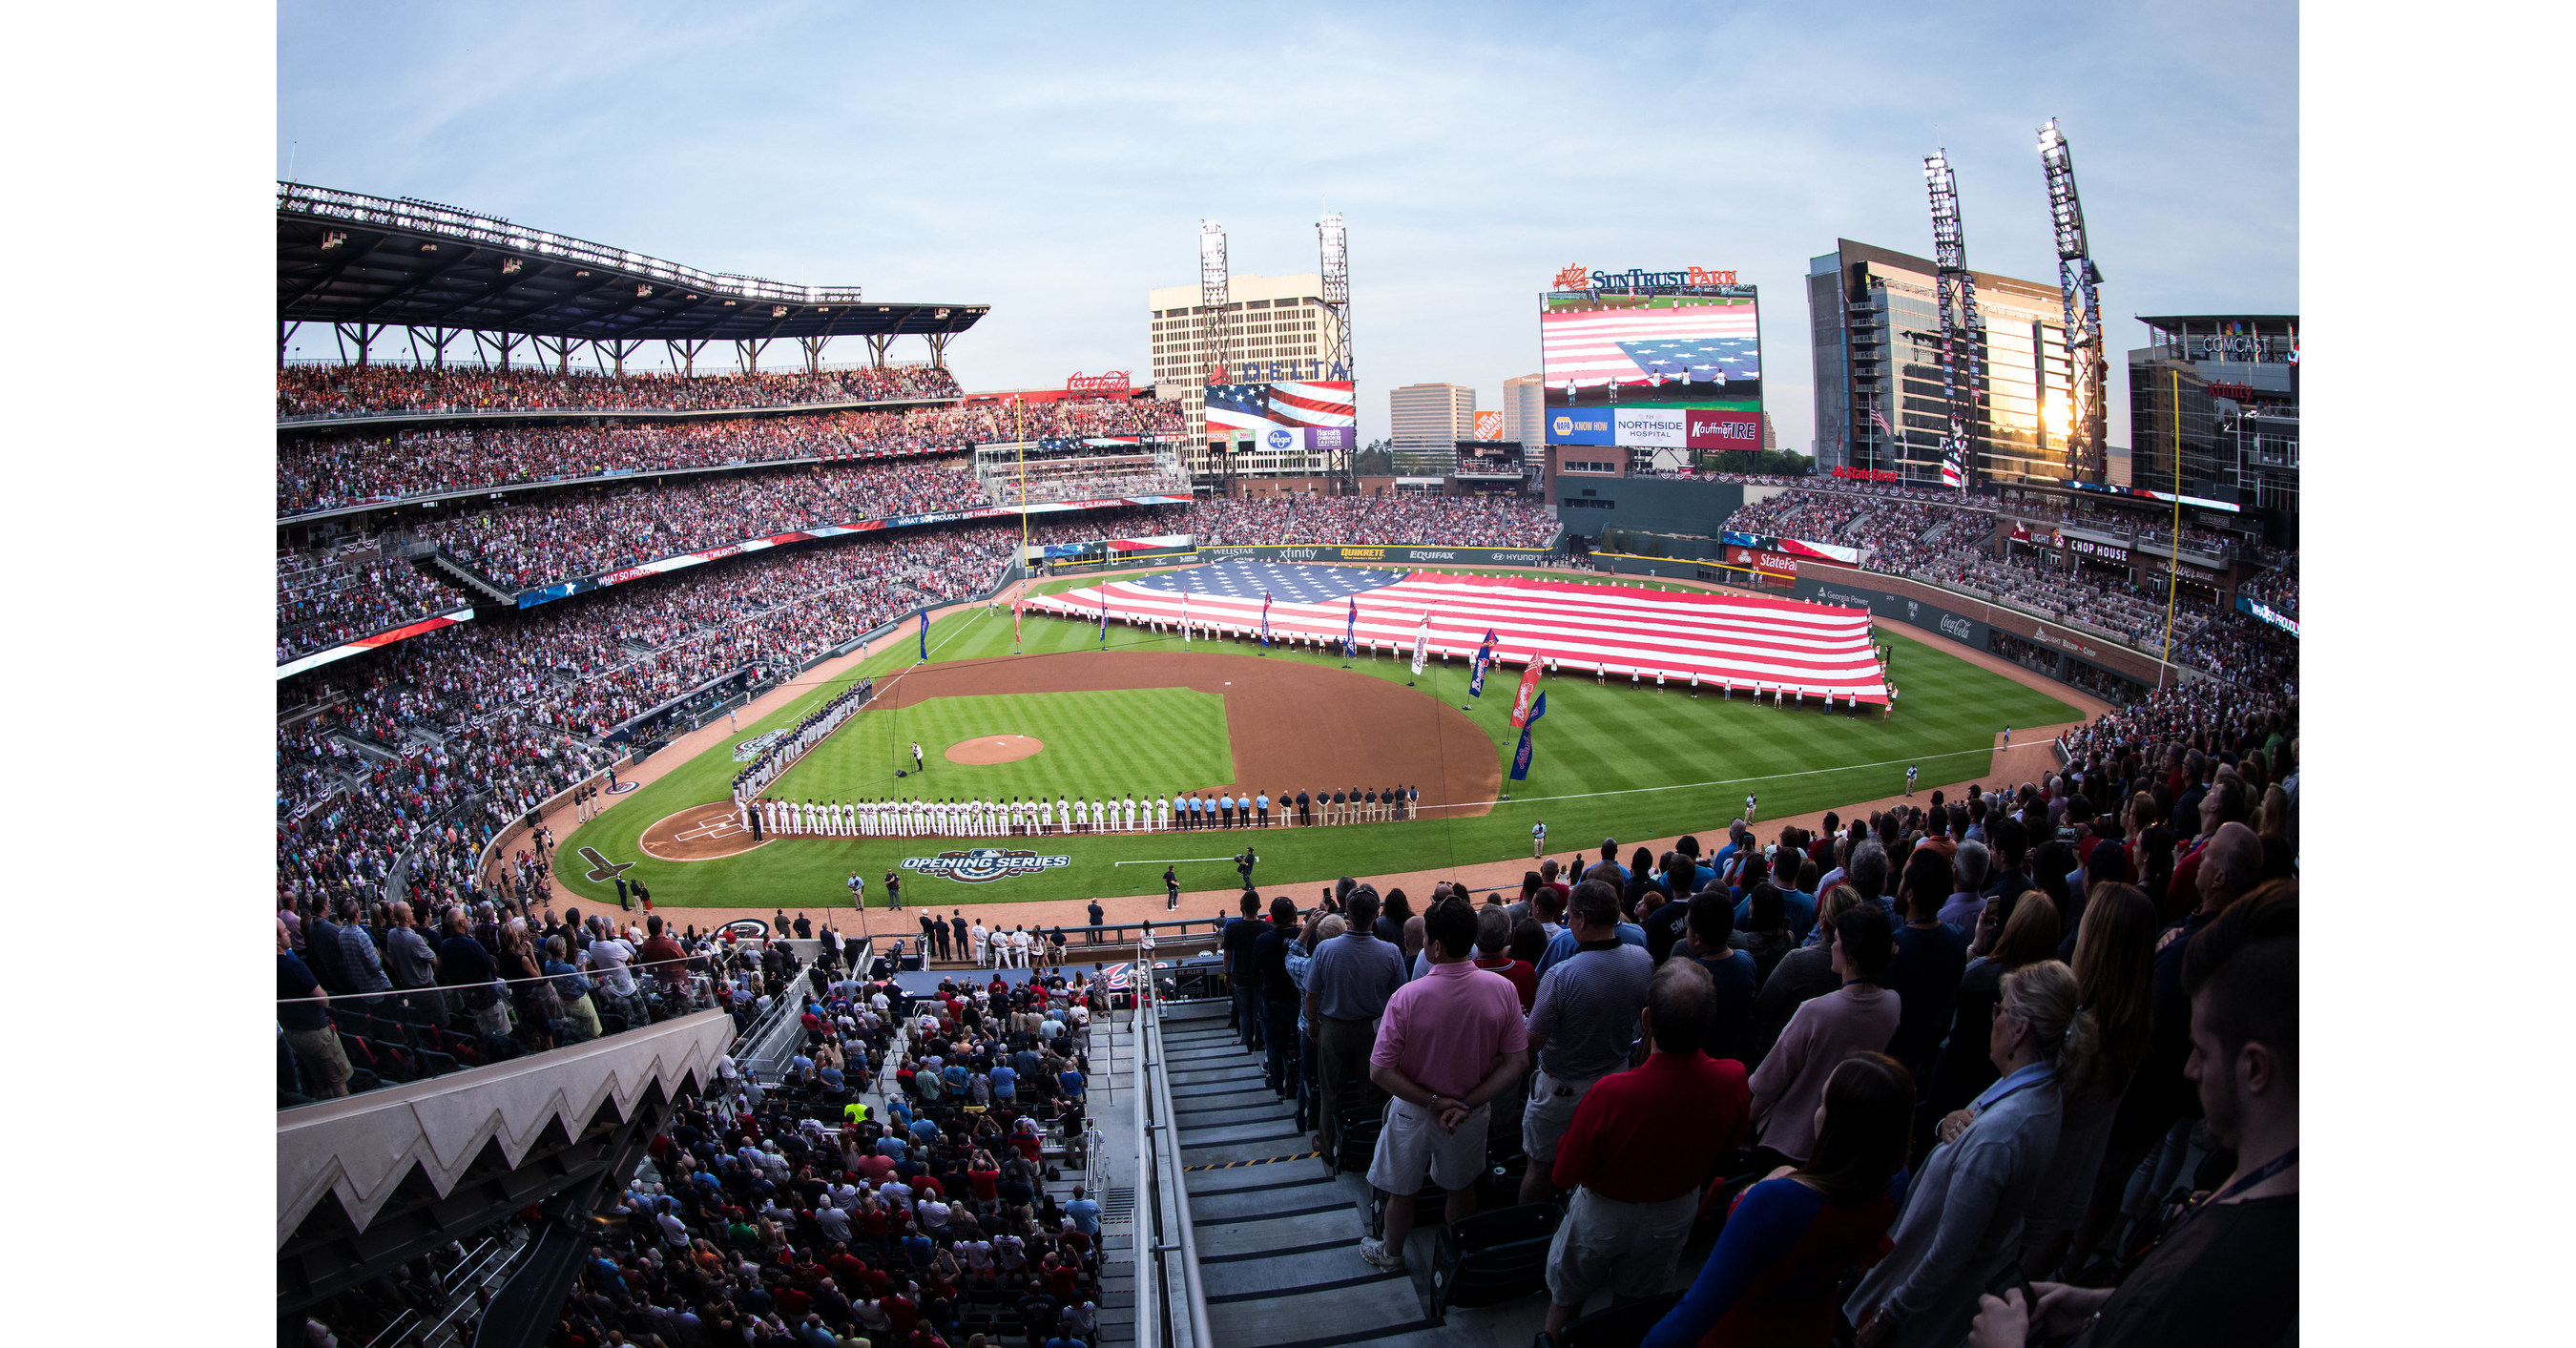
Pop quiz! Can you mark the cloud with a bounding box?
[280,1,2295,454]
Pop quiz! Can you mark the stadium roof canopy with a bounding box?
[278,182,988,346]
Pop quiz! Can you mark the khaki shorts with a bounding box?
[286,1025,352,1091]
[1365,1096,1491,1194]
[1545,1185,1702,1307]
[1522,1067,1608,1162]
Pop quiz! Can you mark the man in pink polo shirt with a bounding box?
[1359,897,1531,1274]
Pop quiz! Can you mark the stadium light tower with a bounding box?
[1198,220,1231,386]
[1924,149,1982,495]
[1318,211,1356,492]
[1318,211,1352,383]
[2040,118,2109,483]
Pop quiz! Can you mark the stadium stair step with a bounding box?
[426,547,518,607]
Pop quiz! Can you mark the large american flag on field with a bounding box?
[1029,559,1889,702]
[1202,381,1357,433]
[1542,304,1762,388]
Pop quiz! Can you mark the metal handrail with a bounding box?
[1131,963,1215,1348]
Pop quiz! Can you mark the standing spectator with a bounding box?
[1880,851,1971,1081]
[1748,904,1899,1166]
[1682,891,1760,1065]
[279,920,351,1098]
[1917,898,2064,1164]
[1540,959,1751,1335]
[1222,893,1265,1051]
[1358,898,1530,1273]
[1518,880,1654,1206]
[1253,897,1303,1097]
[1301,888,1405,1166]
[1643,1053,1914,1346]
[1967,888,2296,1348]
[438,907,509,1038]
[1846,961,2090,1348]
[2018,883,2159,1278]
[1750,884,1864,1063]
[382,900,446,1029]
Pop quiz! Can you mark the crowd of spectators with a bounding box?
[1190,660,2294,1343]
[280,399,1187,517]
[2237,556,2298,621]
[518,964,1108,1348]
[1942,556,2208,655]
[413,462,985,591]
[278,548,467,660]
[1720,487,1996,575]
[278,363,963,419]
[279,522,1028,929]
[1183,493,1557,548]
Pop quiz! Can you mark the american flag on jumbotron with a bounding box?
[1031,559,1890,702]
[1542,305,1760,387]
[1202,381,1357,433]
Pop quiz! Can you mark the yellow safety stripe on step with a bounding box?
[1182,1151,1320,1172]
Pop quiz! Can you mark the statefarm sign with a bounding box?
[1726,546,1800,577]
[1554,265,1740,289]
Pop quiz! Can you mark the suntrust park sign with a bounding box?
[1555,265,1740,289]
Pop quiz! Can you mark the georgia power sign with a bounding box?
[902,848,1073,884]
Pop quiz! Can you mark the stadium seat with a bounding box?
[1427,1202,1564,1316]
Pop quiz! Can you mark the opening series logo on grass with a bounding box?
[903,848,1074,883]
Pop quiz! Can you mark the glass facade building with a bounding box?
[2128,315,2299,517]
[1807,239,2083,490]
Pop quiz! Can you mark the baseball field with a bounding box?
[551,565,2079,915]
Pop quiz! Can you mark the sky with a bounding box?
[279,0,2296,454]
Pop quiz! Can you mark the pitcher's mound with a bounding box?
[948,735,1044,765]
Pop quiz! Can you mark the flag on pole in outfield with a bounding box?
[1509,692,1548,780]
[1099,584,1109,643]
[1468,628,1497,698]
[1409,611,1429,675]
[1342,596,1359,658]
[917,610,929,662]
[1509,652,1546,728]
[1012,578,1023,645]
[1259,593,1272,647]
[1180,585,1191,645]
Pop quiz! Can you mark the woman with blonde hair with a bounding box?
[1845,961,2090,1348]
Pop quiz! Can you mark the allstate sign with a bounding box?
[903,848,1073,884]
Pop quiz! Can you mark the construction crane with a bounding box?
[1923,149,1982,494]
[2039,117,2109,482]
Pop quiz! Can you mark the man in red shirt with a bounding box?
[634,916,689,993]
[1358,898,1530,1274]
[1540,958,1752,1335]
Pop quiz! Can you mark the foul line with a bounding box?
[1113,855,1255,867]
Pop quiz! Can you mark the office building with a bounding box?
[1146,272,1333,476]
[1807,238,2078,488]
[2129,314,2298,515]
[1502,373,1546,451]
[1387,382,1476,476]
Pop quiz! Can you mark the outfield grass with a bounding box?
[771,687,1235,801]
[554,580,2076,910]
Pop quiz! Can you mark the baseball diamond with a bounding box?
[550,574,2080,910]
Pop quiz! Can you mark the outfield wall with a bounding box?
[1195,543,1557,567]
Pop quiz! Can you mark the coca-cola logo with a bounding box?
[1939,614,1973,640]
